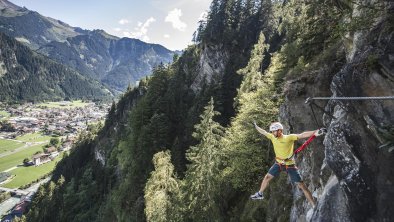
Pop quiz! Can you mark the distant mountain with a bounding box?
[0,32,112,102]
[0,0,177,93]
[0,0,83,49]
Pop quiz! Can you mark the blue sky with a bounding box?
[9,0,211,50]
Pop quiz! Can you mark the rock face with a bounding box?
[191,43,230,92]
[281,6,394,222]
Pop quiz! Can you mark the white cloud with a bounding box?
[164,34,170,38]
[123,17,156,42]
[114,27,122,32]
[165,8,187,31]
[118,19,130,25]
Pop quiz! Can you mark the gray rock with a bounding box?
[311,175,351,222]
[281,4,394,220]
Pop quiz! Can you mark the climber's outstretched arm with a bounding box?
[254,122,269,137]
[296,130,317,139]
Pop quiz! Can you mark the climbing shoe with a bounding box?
[250,191,264,200]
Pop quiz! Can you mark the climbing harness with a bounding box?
[275,162,297,171]
[269,97,394,164]
[275,128,326,164]
[274,136,315,164]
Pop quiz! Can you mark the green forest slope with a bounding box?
[22,0,390,221]
[0,32,112,102]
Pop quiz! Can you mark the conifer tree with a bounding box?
[237,32,269,97]
[222,32,278,192]
[144,150,181,222]
[183,97,225,221]
[223,0,237,34]
[204,0,226,42]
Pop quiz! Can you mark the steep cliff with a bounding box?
[191,43,230,92]
[280,3,394,221]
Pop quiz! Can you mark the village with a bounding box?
[0,101,109,138]
[0,100,110,169]
[0,101,110,220]
[0,101,110,166]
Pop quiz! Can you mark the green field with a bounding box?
[15,132,52,143]
[0,132,52,155]
[0,144,45,172]
[2,156,61,188]
[0,110,10,119]
[37,100,91,109]
[0,139,24,155]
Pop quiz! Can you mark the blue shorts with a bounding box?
[267,163,302,183]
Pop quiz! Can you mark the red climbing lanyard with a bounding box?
[294,134,316,154]
[277,132,321,163]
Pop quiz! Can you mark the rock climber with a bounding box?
[250,121,325,208]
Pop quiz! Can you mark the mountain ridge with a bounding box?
[0,0,177,93]
[0,32,112,102]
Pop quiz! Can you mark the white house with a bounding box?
[32,154,50,166]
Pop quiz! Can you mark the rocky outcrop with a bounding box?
[281,4,394,221]
[191,43,229,92]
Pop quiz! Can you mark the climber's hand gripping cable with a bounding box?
[314,128,327,137]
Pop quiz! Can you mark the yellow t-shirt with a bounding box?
[266,133,298,165]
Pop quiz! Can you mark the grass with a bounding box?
[0,139,24,155]
[0,110,10,119]
[37,100,91,109]
[2,156,61,189]
[15,132,52,143]
[0,144,45,172]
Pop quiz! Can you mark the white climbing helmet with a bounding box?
[269,122,283,131]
